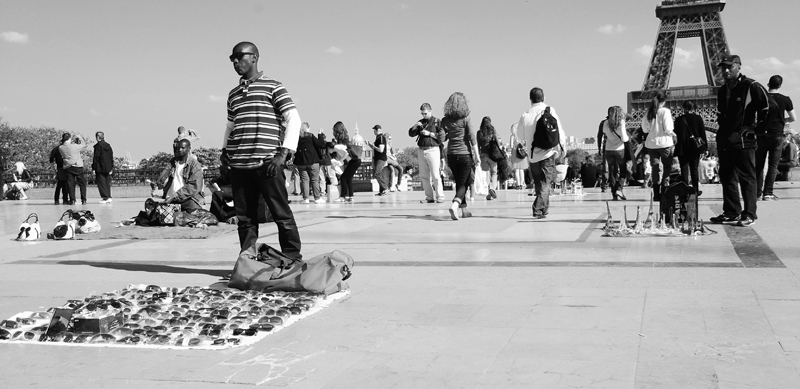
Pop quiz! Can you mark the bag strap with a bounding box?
[59,210,73,222]
[25,213,38,224]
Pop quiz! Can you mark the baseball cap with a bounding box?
[718,54,741,67]
[372,124,381,130]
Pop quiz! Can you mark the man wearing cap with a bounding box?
[221,41,303,260]
[409,103,445,203]
[369,124,390,196]
[710,55,770,227]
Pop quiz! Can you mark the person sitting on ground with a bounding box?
[580,156,597,188]
[152,139,205,211]
[4,162,33,200]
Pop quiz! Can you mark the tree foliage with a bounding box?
[137,147,221,171]
[395,146,419,177]
[565,148,589,174]
[0,117,92,172]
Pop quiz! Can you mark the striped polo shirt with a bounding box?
[226,73,296,168]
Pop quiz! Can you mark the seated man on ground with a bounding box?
[152,139,205,211]
[778,135,799,181]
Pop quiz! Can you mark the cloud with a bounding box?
[674,48,699,69]
[635,45,652,64]
[753,57,786,70]
[208,94,226,102]
[0,31,29,44]
[325,46,343,55]
[397,3,409,10]
[90,108,102,116]
[598,24,626,34]
[793,60,800,68]
[0,106,16,112]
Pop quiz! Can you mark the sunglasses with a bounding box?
[229,52,256,62]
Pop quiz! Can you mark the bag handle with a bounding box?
[24,213,38,224]
[59,210,74,222]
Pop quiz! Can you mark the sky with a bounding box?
[1,0,798,161]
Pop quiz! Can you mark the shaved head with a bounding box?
[232,42,259,58]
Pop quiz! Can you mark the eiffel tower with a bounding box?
[627,0,730,133]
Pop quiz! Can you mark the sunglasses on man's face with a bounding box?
[229,52,256,62]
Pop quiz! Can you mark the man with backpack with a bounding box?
[711,55,770,227]
[518,87,566,219]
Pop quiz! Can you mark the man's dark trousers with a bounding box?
[96,172,112,200]
[65,166,87,204]
[718,147,758,220]
[755,135,784,197]
[230,164,302,260]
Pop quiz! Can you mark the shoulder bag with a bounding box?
[16,213,41,241]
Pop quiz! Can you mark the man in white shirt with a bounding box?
[517,87,566,219]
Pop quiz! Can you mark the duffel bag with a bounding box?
[228,244,353,295]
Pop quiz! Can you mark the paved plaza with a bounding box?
[2,182,800,388]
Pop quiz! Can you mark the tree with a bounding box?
[137,152,173,171]
[0,117,92,172]
[566,148,589,174]
[192,147,222,169]
[395,146,419,176]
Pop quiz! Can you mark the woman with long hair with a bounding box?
[641,91,675,201]
[508,123,528,189]
[674,100,708,194]
[332,121,363,202]
[602,106,630,200]
[477,116,499,200]
[441,92,480,220]
[5,161,33,200]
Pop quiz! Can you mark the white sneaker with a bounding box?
[301,199,310,204]
[314,198,326,204]
[99,198,112,204]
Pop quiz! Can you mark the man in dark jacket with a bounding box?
[92,131,114,203]
[711,55,770,227]
[49,138,69,205]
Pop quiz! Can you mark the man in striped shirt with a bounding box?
[222,41,303,260]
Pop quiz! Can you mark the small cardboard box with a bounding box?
[72,312,124,334]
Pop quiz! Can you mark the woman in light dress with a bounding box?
[508,123,528,189]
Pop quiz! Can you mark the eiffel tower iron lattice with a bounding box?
[627,0,730,134]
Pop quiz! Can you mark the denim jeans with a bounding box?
[230,164,302,260]
[480,153,498,190]
[295,163,321,200]
[529,155,556,216]
[755,135,784,196]
[65,166,87,204]
[719,147,758,220]
[604,150,626,193]
[679,154,700,191]
[417,147,444,201]
[373,159,390,192]
[648,146,674,188]
[447,154,474,208]
[340,159,360,198]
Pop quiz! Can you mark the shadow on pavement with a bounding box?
[56,260,229,277]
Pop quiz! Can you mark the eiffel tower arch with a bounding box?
[627,0,730,133]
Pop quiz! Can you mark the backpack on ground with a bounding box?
[4,187,21,200]
[228,244,353,295]
[532,106,560,150]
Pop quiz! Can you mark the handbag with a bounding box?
[51,210,77,240]
[228,244,353,295]
[689,135,707,153]
[74,210,101,234]
[488,139,506,162]
[515,141,528,159]
[16,213,41,241]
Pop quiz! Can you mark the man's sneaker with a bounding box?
[489,189,497,199]
[375,191,387,196]
[709,214,738,224]
[314,198,326,204]
[762,194,778,201]
[737,217,756,227]
[420,199,435,204]
[301,199,310,204]
[435,198,445,203]
[99,198,112,204]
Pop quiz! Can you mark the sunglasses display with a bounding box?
[0,284,348,349]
